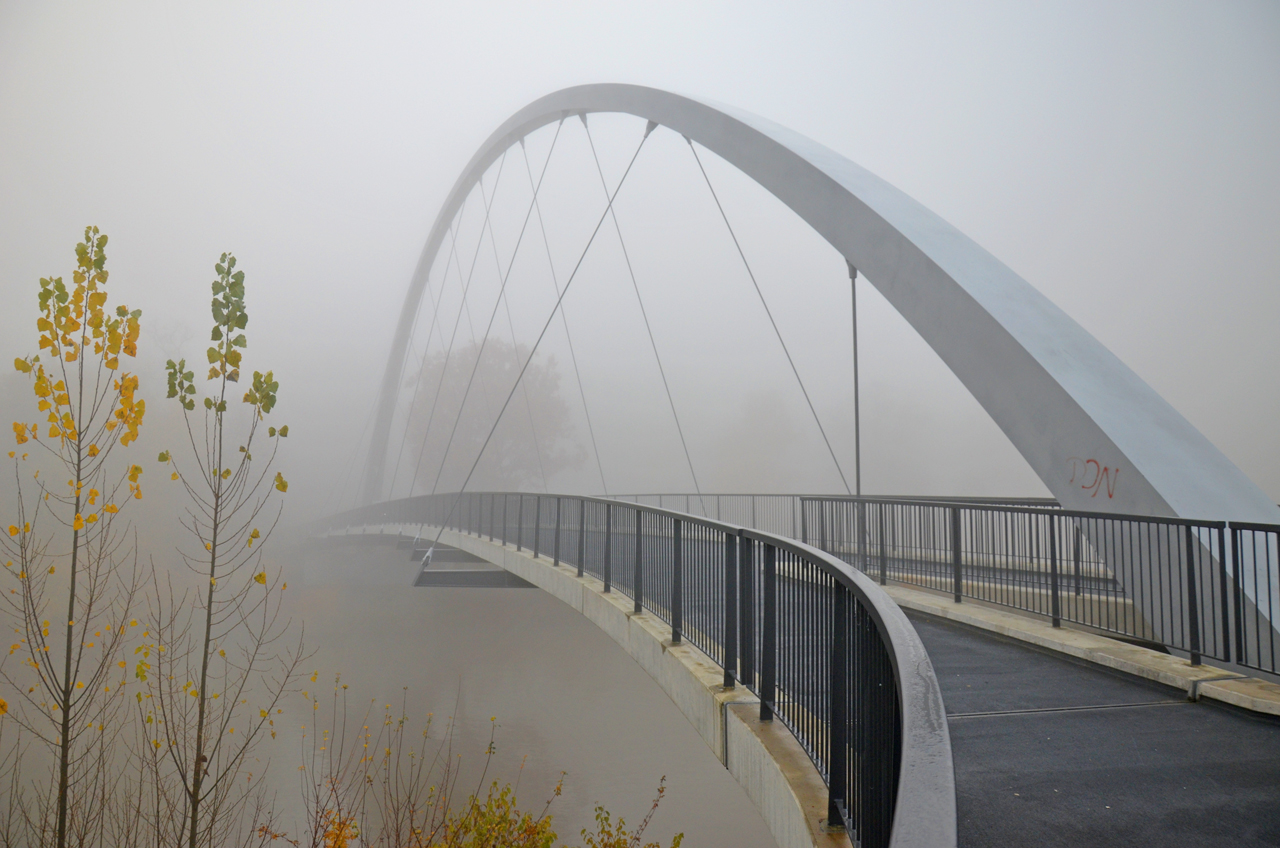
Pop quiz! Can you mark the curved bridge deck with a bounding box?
[909,610,1280,847]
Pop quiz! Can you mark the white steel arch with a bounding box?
[364,84,1280,528]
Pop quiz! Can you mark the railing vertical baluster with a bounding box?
[828,582,849,831]
[603,503,612,593]
[516,496,524,552]
[672,518,683,644]
[1073,522,1082,596]
[553,497,562,567]
[1049,514,1062,627]
[878,503,888,585]
[634,508,643,614]
[739,533,754,689]
[950,506,963,603]
[502,495,508,546]
[760,543,776,721]
[1232,526,1244,664]
[1185,523,1202,666]
[577,499,586,579]
[489,493,495,541]
[724,531,738,688]
[533,496,541,558]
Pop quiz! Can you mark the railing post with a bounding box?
[760,543,776,721]
[577,500,586,579]
[553,497,562,567]
[1049,514,1062,628]
[1232,526,1244,664]
[502,495,508,546]
[724,531,738,689]
[516,496,524,552]
[603,503,612,593]
[1217,525,1231,663]
[489,493,495,541]
[672,519,683,644]
[1073,522,1083,596]
[827,584,849,831]
[1185,524,1202,666]
[739,533,755,689]
[800,498,809,545]
[634,508,644,614]
[950,506,963,603]
[877,503,888,585]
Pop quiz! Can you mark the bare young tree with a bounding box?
[0,227,148,848]
[138,253,304,848]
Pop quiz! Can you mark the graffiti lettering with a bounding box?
[1066,457,1119,498]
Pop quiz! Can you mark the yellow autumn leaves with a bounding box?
[13,227,145,453]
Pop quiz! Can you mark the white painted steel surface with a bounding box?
[365,84,1280,532]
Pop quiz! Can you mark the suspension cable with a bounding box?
[430,125,652,544]
[387,212,464,498]
[519,138,610,496]
[478,169,552,494]
[407,149,512,493]
[582,118,707,512]
[686,139,853,496]
[426,122,565,496]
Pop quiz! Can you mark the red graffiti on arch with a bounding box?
[1067,457,1120,499]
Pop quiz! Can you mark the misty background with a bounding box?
[2,3,1278,842]
[2,2,1277,521]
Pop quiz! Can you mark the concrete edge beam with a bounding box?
[419,525,853,848]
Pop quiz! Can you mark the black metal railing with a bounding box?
[615,494,1280,677]
[323,493,956,848]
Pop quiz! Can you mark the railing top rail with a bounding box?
[797,494,1228,529]
[1230,520,1280,534]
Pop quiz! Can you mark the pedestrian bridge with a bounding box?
[329,85,1280,847]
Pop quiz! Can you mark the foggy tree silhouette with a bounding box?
[404,339,582,494]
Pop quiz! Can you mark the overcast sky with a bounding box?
[2,1,1277,515]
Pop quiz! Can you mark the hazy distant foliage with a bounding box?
[403,340,583,494]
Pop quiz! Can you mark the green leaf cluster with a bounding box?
[207,252,249,382]
[243,370,278,417]
[165,358,197,411]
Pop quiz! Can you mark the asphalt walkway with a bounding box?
[906,610,1280,847]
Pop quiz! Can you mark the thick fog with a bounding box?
[2,2,1278,842]
[3,2,1278,519]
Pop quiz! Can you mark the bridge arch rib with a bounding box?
[366,84,1279,527]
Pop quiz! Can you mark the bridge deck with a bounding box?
[908,610,1280,847]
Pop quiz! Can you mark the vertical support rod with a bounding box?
[603,503,612,593]
[1185,524,1202,666]
[1232,527,1244,664]
[950,506,963,603]
[671,519,683,644]
[739,533,754,689]
[577,499,586,579]
[502,495,508,546]
[1049,514,1062,627]
[828,584,849,830]
[489,493,495,541]
[634,508,644,614]
[760,543,776,721]
[849,261,861,498]
[723,531,738,689]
